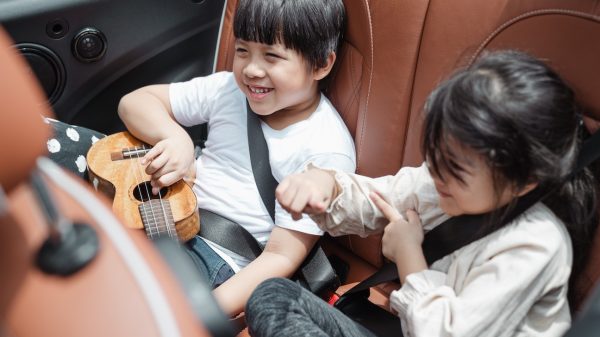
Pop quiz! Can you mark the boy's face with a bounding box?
[233,39,321,117]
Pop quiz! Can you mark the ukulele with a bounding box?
[86,131,200,242]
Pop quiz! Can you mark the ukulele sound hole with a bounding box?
[133,182,168,202]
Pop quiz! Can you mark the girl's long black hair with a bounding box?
[422,50,598,308]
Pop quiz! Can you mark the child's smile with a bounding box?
[247,85,274,100]
[233,39,323,129]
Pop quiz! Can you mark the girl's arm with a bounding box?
[278,163,448,237]
[370,192,427,282]
[389,211,571,337]
[211,226,319,317]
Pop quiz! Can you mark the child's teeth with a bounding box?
[251,87,269,93]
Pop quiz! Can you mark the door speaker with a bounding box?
[15,43,66,104]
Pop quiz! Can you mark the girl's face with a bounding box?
[428,141,519,217]
[233,39,325,121]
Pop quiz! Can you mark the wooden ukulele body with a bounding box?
[86,131,199,241]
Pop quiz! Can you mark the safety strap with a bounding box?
[339,189,544,298]
[198,101,339,295]
[338,128,600,300]
[246,101,339,294]
[198,208,263,260]
[246,101,278,221]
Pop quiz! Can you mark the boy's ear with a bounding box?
[313,51,337,81]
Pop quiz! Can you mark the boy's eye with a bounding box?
[265,53,281,59]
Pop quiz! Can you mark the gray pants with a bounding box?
[246,278,376,337]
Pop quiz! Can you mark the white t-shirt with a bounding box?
[170,71,356,270]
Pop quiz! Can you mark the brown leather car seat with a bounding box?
[216,0,600,316]
[216,0,425,286]
[0,27,216,337]
[215,1,425,331]
[403,0,600,311]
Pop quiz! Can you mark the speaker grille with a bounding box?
[16,43,65,104]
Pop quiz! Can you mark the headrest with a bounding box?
[469,10,600,131]
[0,27,52,193]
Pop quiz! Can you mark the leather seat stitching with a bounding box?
[469,9,600,66]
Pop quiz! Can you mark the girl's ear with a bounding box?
[313,51,337,81]
[516,181,538,197]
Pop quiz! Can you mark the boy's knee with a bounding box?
[256,277,294,293]
[246,279,298,320]
[246,278,300,337]
[247,278,294,308]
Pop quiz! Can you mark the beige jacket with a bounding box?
[311,163,572,337]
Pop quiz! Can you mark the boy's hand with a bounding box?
[370,192,424,263]
[276,168,337,220]
[141,135,195,194]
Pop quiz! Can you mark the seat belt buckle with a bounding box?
[333,288,370,309]
[327,292,340,306]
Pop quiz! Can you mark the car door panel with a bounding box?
[1,0,225,136]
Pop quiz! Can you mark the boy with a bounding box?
[117,0,355,316]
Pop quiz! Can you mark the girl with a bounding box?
[244,51,598,336]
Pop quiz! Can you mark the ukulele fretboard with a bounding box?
[139,199,178,240]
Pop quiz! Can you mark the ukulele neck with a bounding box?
[138,199,178,240]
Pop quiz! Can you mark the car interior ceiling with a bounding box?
[2,0,600,336]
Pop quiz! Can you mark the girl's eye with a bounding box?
[235,48,248,53]
[266,53,281,59]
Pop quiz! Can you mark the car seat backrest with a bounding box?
[402,0,600,311]
[404,0,600,165]
[214,0,430,268]
[0,29,52,193]
[216,0,424,177]
[0,27,214,337]
[0,27,52,319]
[214,1,600,310]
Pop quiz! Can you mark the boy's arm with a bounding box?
[118,84,195,190]
[211,226,319,317]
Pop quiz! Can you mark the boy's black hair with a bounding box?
[422,50,598,309]
[233,0,345,70]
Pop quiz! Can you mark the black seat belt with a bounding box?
[245,101,340,295]
[335,129,600,337]
[337,188,544,299]
[198,209,263,259]
[198,101,339,296]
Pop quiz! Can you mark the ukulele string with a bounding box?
[139,144,176,240]
[132,145,160,239]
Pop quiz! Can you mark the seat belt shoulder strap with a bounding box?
[339,129,600,300]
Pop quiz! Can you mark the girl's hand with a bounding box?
[276,168,337,220]
[141,135,195,194]
[370,192,424,263]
